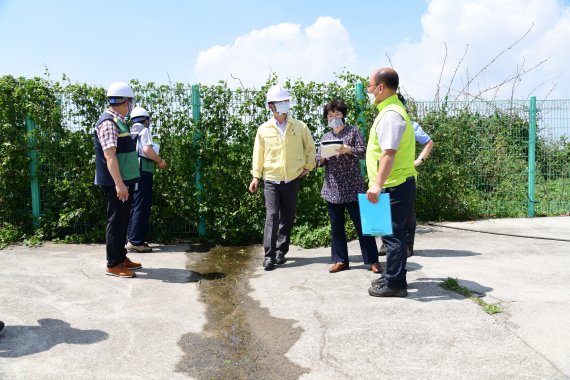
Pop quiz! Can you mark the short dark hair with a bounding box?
[323,100,347,120]
[375,69,399,91]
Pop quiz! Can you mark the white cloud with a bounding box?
[390,0,570,100]
[193,17,357,87]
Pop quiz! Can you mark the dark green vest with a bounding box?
[94,112,140,186]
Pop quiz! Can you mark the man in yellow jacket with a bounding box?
[249,85,316,271]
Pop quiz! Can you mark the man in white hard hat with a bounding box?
[94,82,141,278]
[248,84,316,271]
[126,106,167,253]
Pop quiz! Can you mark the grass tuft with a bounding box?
[440,277,502,315]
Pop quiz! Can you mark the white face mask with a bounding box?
[328,118,344,129]
[368,93,377,106]
[274,101,290,114]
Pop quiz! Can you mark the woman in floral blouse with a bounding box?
[317,100,381,274]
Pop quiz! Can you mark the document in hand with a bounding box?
[358,193,393,236]
[141,143,160,159]
[320,139,343,159]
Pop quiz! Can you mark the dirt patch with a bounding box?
[176,246,309,379]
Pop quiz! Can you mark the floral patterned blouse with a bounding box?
[316,125,368,204]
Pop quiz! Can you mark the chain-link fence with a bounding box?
[2,76,569,245]
[533,99,570,215]
[411,98,569,218]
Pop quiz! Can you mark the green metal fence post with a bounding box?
[355,82,366,177]
[527,96,537,217]
[26,115,41,229]
[192,84,206,236]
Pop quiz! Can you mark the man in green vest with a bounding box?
[365,68,417,297]
[94,82,141,278]
[127,106,167,253]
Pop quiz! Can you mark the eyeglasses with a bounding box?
[326,111,343,120]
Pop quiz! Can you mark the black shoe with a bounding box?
[263,257,276,271]
[368,284,408,297]
[0,321,4,335]
[371,276,386,287]
[378,244,387,256]
[406,245,414,257]
[371,276,408,288]
[275,253,287,265]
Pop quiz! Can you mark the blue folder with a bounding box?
[358,193,393,236]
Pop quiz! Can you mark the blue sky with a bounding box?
[1,0,569,100]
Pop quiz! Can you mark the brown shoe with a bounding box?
[370,262,382,273]
[124,257,142,270]
[329,262,349,273]
[106,263,136,278]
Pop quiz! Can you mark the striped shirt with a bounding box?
[97,109,125,151]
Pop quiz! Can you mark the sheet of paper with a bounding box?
[141,143,160,159]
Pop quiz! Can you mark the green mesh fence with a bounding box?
[533,99,570,215]
[2,76,569,244]
[412,99,569,217]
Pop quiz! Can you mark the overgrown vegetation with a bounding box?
[0,74,568,248]
[440,277,503,315]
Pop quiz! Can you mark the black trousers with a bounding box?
[382,177,416,289]
[405,197,417,248]
[102,185,134,267]
[128,171,153,245]
[263,178,301,258]
[327,201,378,265]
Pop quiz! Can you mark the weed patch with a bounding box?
[440,277,502,315]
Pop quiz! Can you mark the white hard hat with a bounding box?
[106,82,134,98]
[266,84,290,103]
[130,106,149,119]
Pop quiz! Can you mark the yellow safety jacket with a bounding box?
[251,117,316,182]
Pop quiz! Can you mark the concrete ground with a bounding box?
[0,216,569,379]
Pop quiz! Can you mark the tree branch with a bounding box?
[471,57,549,100]
[230,73,245,89]
[454,23,535,101]
[445,44,469,101]
[435,42,448,103]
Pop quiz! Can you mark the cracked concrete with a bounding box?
[249,216,570,379]
[0,216,569,379]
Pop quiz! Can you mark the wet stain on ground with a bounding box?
[186,271,227,282]
[176,245,309,380]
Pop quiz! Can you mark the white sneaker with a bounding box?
[126,242,152,253]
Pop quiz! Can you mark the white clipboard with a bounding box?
[320,139,343,159]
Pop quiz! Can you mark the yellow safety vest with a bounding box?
[365,94,416,188]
